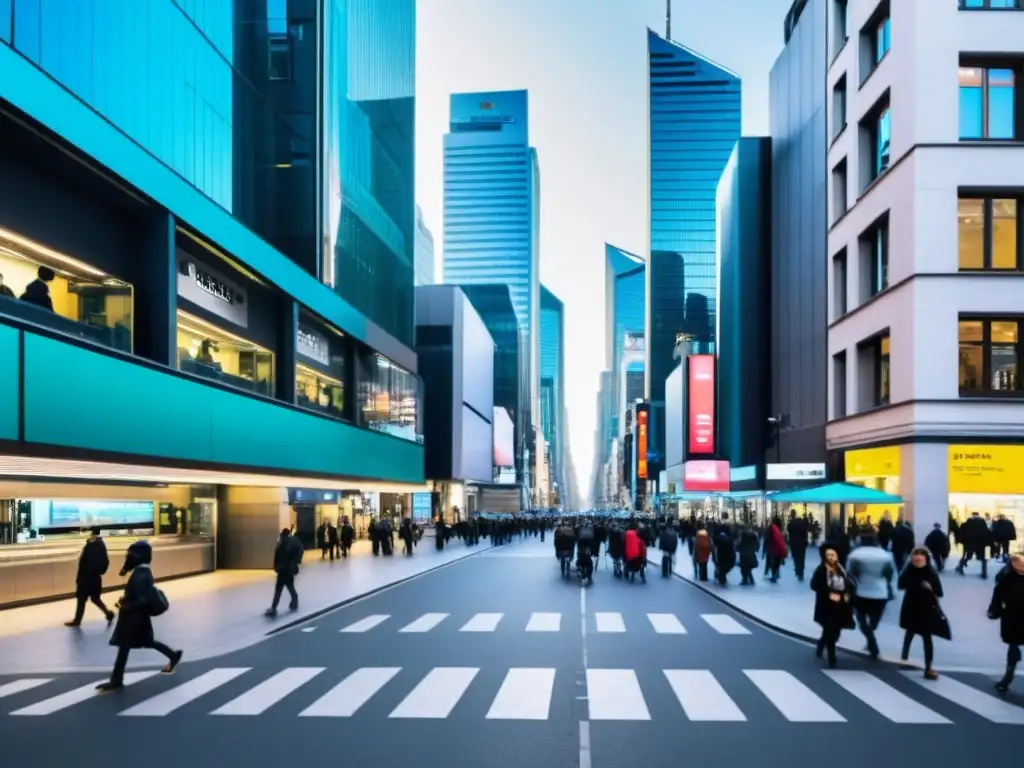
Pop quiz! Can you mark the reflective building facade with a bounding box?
[443,90,540,424]
[606,244,646,442]
[646,29,740,480]
[539,284,565,501]
[414,205,435,286]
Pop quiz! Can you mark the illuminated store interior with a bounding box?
[176,310,274,396]
[297,363,345,416]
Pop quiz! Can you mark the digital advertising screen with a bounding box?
[412,493,432,521]
[493,406,515,469]
[687,354,716,455]
[636,407,649,480]
[31,500,155,529]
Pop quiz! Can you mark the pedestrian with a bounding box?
[987,554,1024,694]
[924,522,951,571]
[955,511,991,579]
[764,517,788,583]
[96,540,182,693]
[265,527,303,617]
[846,525,896,659]
[898,547,947,680]
[810,546,855,668]
[65,526,115,627]
[737,527,759,585]
[692,529,712,582]
[787,512,809,581]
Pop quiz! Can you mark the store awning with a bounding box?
[766,482,903,505]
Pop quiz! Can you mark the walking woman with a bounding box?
[898,547,947,680]
[987,554,1024,694]
[810,546,855,668]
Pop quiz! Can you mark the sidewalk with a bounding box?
[0,538,491,674]
[653,550,1009,674]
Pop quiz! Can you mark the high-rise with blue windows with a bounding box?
[0,0,424,589]
[540,284,565,502]
[645,28,740,481]
[443,90,540,436]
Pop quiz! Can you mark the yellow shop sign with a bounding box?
[949,445,1024,495]
[845,446,900,479]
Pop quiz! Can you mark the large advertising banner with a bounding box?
[683,460,730,492]
[636,407,649,480]
[948,445,1024,494]
[687,354,715,455]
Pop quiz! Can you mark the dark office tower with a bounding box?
[717,138,772,468]
[768,0,828,463]
[646,29,740,483]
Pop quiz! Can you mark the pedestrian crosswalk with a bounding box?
[1,666,1021,724]
[330,611,751,636]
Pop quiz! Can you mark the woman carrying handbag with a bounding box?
[810,546,856,668]
[898,547,948,680]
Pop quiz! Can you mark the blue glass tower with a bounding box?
[443,90,540,424]
[540,284,565,500]
[646,29,740,479]
[606,245,646,442]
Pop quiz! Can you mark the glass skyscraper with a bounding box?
[646,29,740,476]
[540,284,565,499]
[443,90,540,424]
[414,205,435,285]
[606,244,646,441]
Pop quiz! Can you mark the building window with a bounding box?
[958,196,1020,270]
[832,248,848,318]
[878,335,890,405]
[831,0,850,59]
[833,351,848,419]
[359,355,422,443]
[295,319,348,419]
[859,215,889,300]
[832,75,847,140]
[857,333,890,409]
[959,66,1016,140]
[859,94,891,188]
[960,0,1021,8]
[875,107,891,176]
[0,228,134,354]
[959,317,1021,394]
[859,2,890,82]
[832,158,848,223]
[176,311,274,397]
[874,15,891,63]
[268,36,292,81]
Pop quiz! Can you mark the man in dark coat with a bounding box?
[66,526,115,627]
[955,511,991,578]
[787,514,809,581]
[266,528,303,617]
[989,555,1024,693]
[97,540,182,692]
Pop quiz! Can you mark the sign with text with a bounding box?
[636,407,649,480]
[683,460,730,492]
[176,251,248,327]
[766,463,827,481]
[948,445,1024,495]
[687,354,715,455]
[297,324,331,366]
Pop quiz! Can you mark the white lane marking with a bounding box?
[301,627,316,633]
[701,614,751,635]
[648,613,687,634]
[389,667,479,719]
[526,612,562,632]
[594,612,625,633]
[486,668,556,720]
[586,669,650,721]
[459,613,503,632]
[399,613,450,633]
[902,671,1024,724]
[823,670,949,724]
[664,669,746,721]
[299,667,401,717]
[579,720,592,768]
[0,679,52,700]
[120,668,250,717]
[744,670,846,722]
[340,615,390,633]
[580,586,588,668]
[10,671,159,716]
[210,667,325,716]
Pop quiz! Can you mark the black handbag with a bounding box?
[930,597,952,640]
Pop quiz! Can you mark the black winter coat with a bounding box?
[810,563,855,630]
[110,565,157,649]
[274,536,303,575]
[924,529,951,559]
[75,537,109,597]
[898,564,943,635]
[737,530,759,569]
[989,565,1024,646]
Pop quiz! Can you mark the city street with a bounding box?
[0,536,1020,768]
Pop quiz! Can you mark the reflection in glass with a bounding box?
[988,69,1015,139]
[992,199,1018,269]
[958,198,985,269]
[296,364,344,417]
[0,228,133,352]
[958,68,984,139]
[176,311,274,396]
[876,108,891,175]
[879,335,890,405]
[875,16,890,62]
[359,355,422,442]
[959,320,984,343]
[959,319,984,391]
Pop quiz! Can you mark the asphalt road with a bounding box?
[0,535,1021,768]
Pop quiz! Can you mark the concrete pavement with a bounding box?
[0,537,492,674]
[0,537,1019,768]
[652,547,1011,673]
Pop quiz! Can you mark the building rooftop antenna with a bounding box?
[666,0,672,40]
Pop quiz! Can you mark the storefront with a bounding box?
[295,314,349,420]
[843,446,903,527]
[949,444,1024,554]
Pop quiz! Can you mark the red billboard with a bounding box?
[636,408,649,480]
[683,460,730,492]
[687,354,716,455]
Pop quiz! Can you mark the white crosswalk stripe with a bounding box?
[1,666,1015,724]
[525,612,561,632]
[460,613,503,632]
[648,613,687,634]
[701,614,751,635]
[400,613,450,633]
[595,612,626,633]
[340,615,390,633]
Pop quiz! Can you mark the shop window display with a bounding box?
[950,494,1024,555]
[0,228,133,352]
[296,364,345,417]
[176,311,274,396]
[359,355,422,442]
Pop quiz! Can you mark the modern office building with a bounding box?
[0,0,424,603]
[606,245,646,440]
[827,0,1024,542]
[415,285,494,518]
[415,205,436,286]
[716,138,772,469]
[539,284,566,503]
[768,0,829,466]
[442,90,541,437]
[645,28,741,485]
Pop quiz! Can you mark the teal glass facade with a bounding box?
[321,0,416,347]
[540,285,565,496]
[647,29,740,477]
[606,244,645,440]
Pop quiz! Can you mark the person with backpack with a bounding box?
[96,540,181,693]
[659,523,679,577]
[266,527,303,617]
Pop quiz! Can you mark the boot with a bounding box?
[996,664,1016,694]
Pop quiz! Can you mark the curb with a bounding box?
[264,543,495,636]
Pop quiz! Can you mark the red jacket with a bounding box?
[767,524,788,558]
[624,529,642,561]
